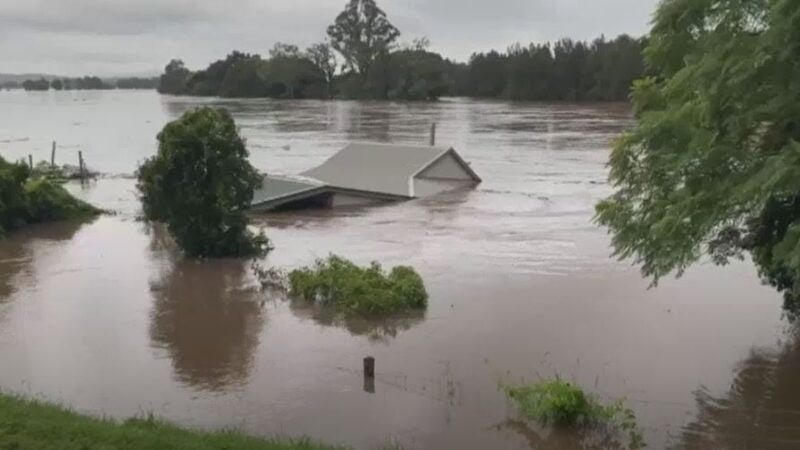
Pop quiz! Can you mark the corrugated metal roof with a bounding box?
[251,175,323,205]
[302,142,450,197]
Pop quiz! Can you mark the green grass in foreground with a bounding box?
[0,393,342,450]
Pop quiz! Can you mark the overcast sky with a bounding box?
[0,0,660,76]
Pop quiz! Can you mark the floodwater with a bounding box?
[0,90,796,449]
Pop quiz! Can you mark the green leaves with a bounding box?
[597,0,800,302]
[288,255,428,316]
[137,107,268,258]
[0,155,98,237]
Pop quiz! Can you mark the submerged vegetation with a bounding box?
[157,0,644,102]
[288,255,428,315]
[137,107,268,258]
[0,155,99,237]
[0,393,340,450]
[595,0,800,311]
[504,379,642,448]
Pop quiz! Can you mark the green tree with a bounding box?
[219,59,268,98]
[596,0,800,308]
[327,0,400,78]
[136,107,268,258]
[50,79,63,90]
[306,41,338,98]
[22,78,49,91]
[269,42,300,58]
[158,59,192,94]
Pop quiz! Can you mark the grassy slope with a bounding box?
[0,394,342,450]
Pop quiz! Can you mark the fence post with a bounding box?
[78,151,85,180]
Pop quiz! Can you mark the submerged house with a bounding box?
[251,142,481,212]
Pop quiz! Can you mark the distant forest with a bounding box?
[158,0,645,102]
[11,76,158,91]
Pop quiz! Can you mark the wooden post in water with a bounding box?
[28,154,33,169]
[363,356,375,378]
[78,151,85,180]
[429,123,436,146]
[363,356,375,393]
[51,141,56,167]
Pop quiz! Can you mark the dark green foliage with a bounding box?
[50,78,63,90]
[157,52,326,99]
[504,380,642,448]
[288,255,428,315]
[22,78,49,91]
[462,35,645,101]
[158,59,192,94]
[24,178,98,223]
[595,0,800,307]
[260,54,327,99]
[0,393,341,450]
[0,155,99,237]
[327,0,400,77]
[306,42,338,98]
[372,49,450,100]
[136,107,268,258]
[70,76,112,90]
[116,77,159,89]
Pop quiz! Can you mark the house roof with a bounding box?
[302,142,458,197]
[250,175,326,211]
[250,142,481,211]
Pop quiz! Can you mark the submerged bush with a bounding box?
[504,379,642,448]
[288,255,428,315]
[137,107,268,258]
[0,155,98,237]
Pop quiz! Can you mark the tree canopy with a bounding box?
[136,107,268,258]
[596,0,800,307]
[327,0,400,77]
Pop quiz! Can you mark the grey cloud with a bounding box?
[0,0,226,35]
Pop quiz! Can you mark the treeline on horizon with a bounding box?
[12,76,158,91]
[158,0,645,102]
[158,35,644,102]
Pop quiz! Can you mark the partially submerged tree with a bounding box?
[596,0,800,308]
[137,107,268,258]
[158,59,191,94]
[306,41,338,98]
[327,0,400,78]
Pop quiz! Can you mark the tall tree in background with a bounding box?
[306,41,338,98]
[327,0,400,78]
[596,0,800,310]
[158,59,191,94]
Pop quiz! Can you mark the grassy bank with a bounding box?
[0,393,341,450]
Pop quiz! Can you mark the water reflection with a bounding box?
[289,299,425,342]
[679,329,800,449]
[147,226,265,392]
[495,419,636,450]
[0,220,87,300]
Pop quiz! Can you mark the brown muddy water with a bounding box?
[0,90,797,449]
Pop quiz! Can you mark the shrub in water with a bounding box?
[137,107,268,258]
[288,255,428,315]
[504,379,643,448]
[25,178,99,222]
[0,155,98,237]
